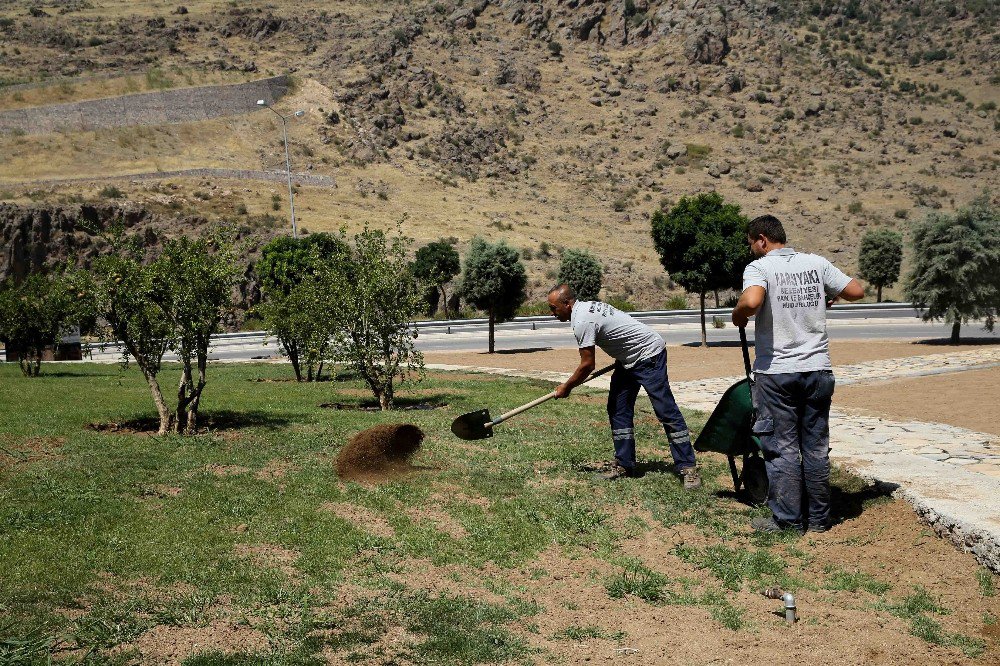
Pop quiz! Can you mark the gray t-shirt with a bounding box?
[571,300,664,368]
[743,248,853,374]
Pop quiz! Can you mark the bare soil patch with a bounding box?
[836,367,1000,436]
[234,543,300,578]
[321,502,395,538]
[0,435,66,466]
[126,620,269,666]
[425,341,990,383]
[204,464,250,477]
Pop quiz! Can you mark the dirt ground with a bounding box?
[328,489,1000,665]
[425,341,1000,435]
[836,367,1000,436]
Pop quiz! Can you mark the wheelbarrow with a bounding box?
[693,327,769,505]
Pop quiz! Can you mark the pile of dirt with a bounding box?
[335,423,424,482]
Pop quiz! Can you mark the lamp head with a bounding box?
[294,110,304,117]
[256,99,266,106]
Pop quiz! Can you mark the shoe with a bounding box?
[679,467,702,490]
[751,515,804,535]
[806,523,829,533]
[594,463,638,481]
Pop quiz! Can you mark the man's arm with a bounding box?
[836,278,865,302]
[732,286,766,328]
[555,346,596,398]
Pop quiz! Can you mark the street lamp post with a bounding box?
[257,99,305,238]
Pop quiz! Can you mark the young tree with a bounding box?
[256,233,349,381]
[82,234,175,434]
[160,233,241,433]
[650,192,749,347]
[905,195,1000,344]
[558,249,603,301]
[858,228,903,302]
[412,240,461,318]
[0,273,79,377]
[330,227,425,410]
[460,238,527,353]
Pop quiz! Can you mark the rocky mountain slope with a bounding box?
[0,0,997,306]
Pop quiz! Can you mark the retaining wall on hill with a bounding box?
[0,75,290,135]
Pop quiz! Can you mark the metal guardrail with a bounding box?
[81,302,918,353]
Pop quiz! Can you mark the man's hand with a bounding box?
[732,311,749,328]
[732,286,764,330]
[554,383,572,399]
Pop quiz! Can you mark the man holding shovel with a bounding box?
[732,215,864,534]
[547,284,701,488]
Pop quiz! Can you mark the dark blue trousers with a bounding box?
[752,371,835,530]
[607,349,695,471]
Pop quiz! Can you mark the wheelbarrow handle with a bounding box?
[739,326,752,381]
[492,362,616,426]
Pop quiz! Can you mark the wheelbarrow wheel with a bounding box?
[740,453,768,506]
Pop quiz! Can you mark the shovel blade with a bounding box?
[451,408,493,440]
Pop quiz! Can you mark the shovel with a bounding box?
[451,363,616,440]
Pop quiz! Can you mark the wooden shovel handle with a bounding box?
[492,363,616,426]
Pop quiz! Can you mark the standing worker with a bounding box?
[547,284,701,488]
[731,215,864,533]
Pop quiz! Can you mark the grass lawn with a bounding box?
[0,362,997,665]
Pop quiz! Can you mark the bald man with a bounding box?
[547,284,700,487]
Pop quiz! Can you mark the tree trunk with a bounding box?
[144,369,172,435]
[876,284,883,303]
[287,343,302,382]
[951,321,961,345]
[175,360,193,434]
[440,286,450,319]
[699,292,708,348]
[380,382,393,411]
[187,354,207,432]
[714,289,720,308]
[488,304,495,354]
[317,361,325,382]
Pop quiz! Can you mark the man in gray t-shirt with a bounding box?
[732,215,864,534]
[548,284,701,488]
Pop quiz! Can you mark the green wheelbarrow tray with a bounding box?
[693,329,769,505]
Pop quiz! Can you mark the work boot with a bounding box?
[751,515,804,536]
[679,467,702,490]
[594,462,638,482]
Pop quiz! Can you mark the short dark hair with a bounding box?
[548,283,575,300]
[747,215,787,244]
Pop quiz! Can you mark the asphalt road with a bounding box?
[83,307,1000,362]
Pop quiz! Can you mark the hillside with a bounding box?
[0,0,997,307]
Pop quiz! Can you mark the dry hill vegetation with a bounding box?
[0,0,998,307]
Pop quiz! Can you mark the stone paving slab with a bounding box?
[427,355,1000,573]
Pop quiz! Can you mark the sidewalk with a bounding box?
[427,350,1000,573]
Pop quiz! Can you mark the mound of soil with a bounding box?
[335,423,424,482]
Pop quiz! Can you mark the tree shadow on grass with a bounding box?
[86,410,294,434]
[320,395,451,412]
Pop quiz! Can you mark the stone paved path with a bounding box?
[428,350,1000,572]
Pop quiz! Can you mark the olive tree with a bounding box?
[256,233,349,381]
[412,240,461,318]
[650,192,749,347]
[558,249,603,301]
[905,195,1000,344]
[858,229,903,302]
[160,233,240,433]
[0,273,80,377]
[330,227,425,410]
[459,238,527,353]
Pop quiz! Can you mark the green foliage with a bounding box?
[824,567,891,595]
[880,587,985,657]
[650,192,749,344]
[606,560,670,602]
[328,226,425,410]
[412,240,461,318]
[0,272,81,377]
[256,234,350,381]
[904,194,1000,342]
[98,185,123,199]
[978,569,996,597]
[459,238,527,352]
[159,232,241,432]
[857,228,903,301]
[664,294,689,310]
[557,249,603,301]
[674,544,786,591]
